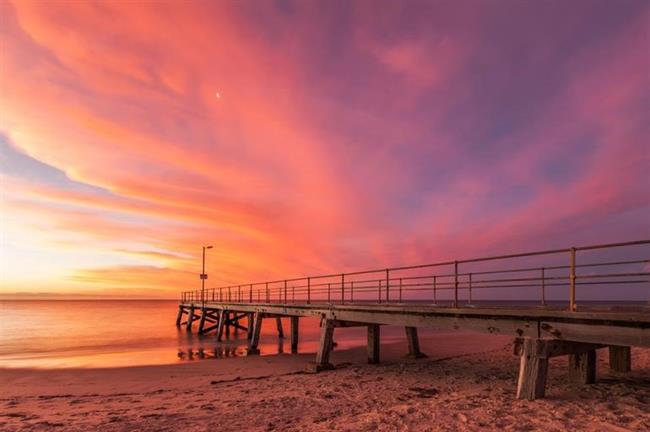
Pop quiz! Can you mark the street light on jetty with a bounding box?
[201,245,213,305]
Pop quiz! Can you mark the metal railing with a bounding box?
[180,240,650,311]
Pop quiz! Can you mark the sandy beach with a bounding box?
[1,332,649,432]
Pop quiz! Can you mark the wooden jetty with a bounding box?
[176,240,649,400]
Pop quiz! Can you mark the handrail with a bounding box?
[180,239,649,310]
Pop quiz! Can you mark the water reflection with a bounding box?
[177,345,247,361]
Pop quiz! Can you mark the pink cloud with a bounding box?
[1,0,647,297]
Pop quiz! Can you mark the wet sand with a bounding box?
[1,332,649,431]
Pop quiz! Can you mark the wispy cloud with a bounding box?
[1,0,648,298]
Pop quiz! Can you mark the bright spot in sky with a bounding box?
[215,91,221,99]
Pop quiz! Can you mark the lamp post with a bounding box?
[201,245,213,306]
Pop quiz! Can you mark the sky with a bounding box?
[0,0,648,299]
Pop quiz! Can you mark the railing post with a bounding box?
[341,273,345,304]
[250,284,253,303]
[399,278,402,303]
[238,285,241,303]
[541,268,546,306]
[350,281,354,302]
[433,275,437,305]
[327,283,331,303]
[570,247,577,311]
[307,277,311,304]
[292,285,295,303]
[266,282,269,303]
[454,261,459,308]
[228,286,231,302]
[468,273,473,305]
[284,280,288,304]
[378,280,382,303]
[385,269,390,302]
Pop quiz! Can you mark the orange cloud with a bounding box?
[1,1,648,299]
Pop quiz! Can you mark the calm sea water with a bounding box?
[1,300,646,369]
[0,300,404,369]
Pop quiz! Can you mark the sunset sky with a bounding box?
[1,0,648,299]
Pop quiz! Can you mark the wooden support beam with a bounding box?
[198,308,207,334]
[231,313,248,321]
[276,317,284,338]
[247,313,254,340]
[225,322,248,332]
[516,338,549,400]
[202,323,219,334]
[609,346,631,372]
[306,319,335,372]
[175,306,184,326]
[197,309,220,334]
[186,306,195,332]
[290,316,299,353]
[247,313,263,355]
[539,321,650,347]
[405,326,426,358]
[216,310,227,341]
[367,324,380,364]
[225,311,231,337]
[513,338,602,358]
[330,320,371,328]
[569,350,596,384]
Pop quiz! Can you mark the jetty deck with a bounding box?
[177,240,649,400]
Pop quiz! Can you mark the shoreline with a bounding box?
[1,333,648,431]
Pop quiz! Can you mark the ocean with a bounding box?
[1,300,646,369]
[0,300,399,369]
